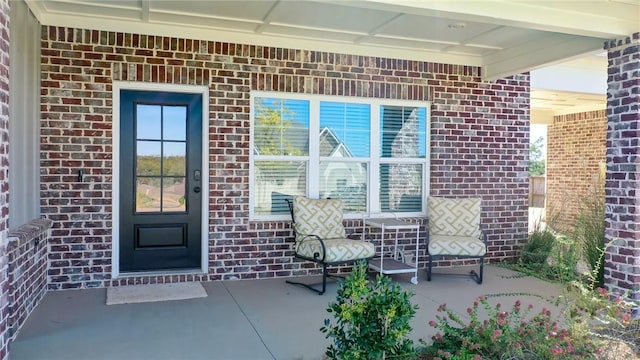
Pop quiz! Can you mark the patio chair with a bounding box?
[285,196,375,295]
[427,196,487,284]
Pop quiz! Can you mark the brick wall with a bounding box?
[604,33,640,296]
[430,73,530,260]
[40,26,530,289]
[547,110,607,230]
[0,0,9,358]
[6,220,51,343]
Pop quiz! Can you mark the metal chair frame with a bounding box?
[426,227,487,284]
[284,198,372,295]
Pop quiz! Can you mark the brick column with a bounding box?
[0,0,9,358]
[604,32,640,297]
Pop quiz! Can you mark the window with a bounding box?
[250,92,429,219]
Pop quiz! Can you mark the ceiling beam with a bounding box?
[140,0,150,22]
[254,1,280,34]
[482,34,606,80]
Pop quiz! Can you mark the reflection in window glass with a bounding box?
[254,98,309,156]
[136,104,162,140]
[253,161,306,215]
[135,103,189,214]
[250,93,429,218]
[380,106,426,158]
[136,141,161,176]
[320,102,370,157]
[162,177,186,212]
[162,142,186,176]
[163,106,187,141]
[320,162,367,213]
[136,177,161,213]
[380,164,423,212]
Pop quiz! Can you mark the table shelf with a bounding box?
[364,218,420,285]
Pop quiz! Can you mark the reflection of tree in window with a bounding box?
[381,106,421,211]
[253,98,309,214]
[254,99,306,156]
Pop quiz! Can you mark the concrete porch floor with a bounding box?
[11,265,562,360]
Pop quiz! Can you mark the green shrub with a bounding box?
[573,188,605,287]
[421,296,599,359]
[521,225,555,265]
[321,261,418,360]
[563,279,638,357]
[516,229,580,283]
[546,235,581,283]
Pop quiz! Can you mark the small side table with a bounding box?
[364,218,420,284]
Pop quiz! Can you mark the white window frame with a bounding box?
[249,91,430,221]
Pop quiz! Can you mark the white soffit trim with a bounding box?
[29,11,482,67]
[482,35,606,81]
[531,67,607,95]
[358,0,640,38]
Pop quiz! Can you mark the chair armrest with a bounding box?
[296,234,328,262]
[479,225,488,245]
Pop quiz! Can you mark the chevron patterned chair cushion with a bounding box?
[427,196,487,284]
[296,238,375,262]
[429,196,481,238]
[428,196,485,255]
[292,196,374,262]
[428,234,487,256]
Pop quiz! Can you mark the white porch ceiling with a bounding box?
[24,0,638,117]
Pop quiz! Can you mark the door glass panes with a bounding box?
[136,141,161,176]
[163,142,186,176]
[253,161,307,215]
[320,162,367,213]
[380,106,427,158]
[135,103,188,213]
[380,164,423,213]
[136,177,161,213]
[320,102,370,157]
[162,177,186,212]
[136,105,162,139]
[253,98,309,156]
[163,106,187,141]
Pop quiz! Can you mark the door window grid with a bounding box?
[135,104,188,214]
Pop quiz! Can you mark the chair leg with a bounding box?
[320,263,327,295]
[469,257,484,285]
[285,262,329,295]
[427,255,432,281]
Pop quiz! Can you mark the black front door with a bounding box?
[119,90,202,272]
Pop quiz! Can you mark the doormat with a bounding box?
[106,282,207,305]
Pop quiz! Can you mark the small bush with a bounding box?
[573,187,605,287]
[421,296,599,359]
[564,279,639,357]
[321,261,418,360]
[521,225,555,265]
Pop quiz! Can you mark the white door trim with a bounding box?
[112,81,209,278]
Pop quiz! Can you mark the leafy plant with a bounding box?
[546,235,581,283]
[520,225,555,266]
[321,261,418,360]
[421,296,600,359]
[562,261,639,357]
[573,186,605,287]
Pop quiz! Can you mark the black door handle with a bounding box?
[193,186,201,193]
